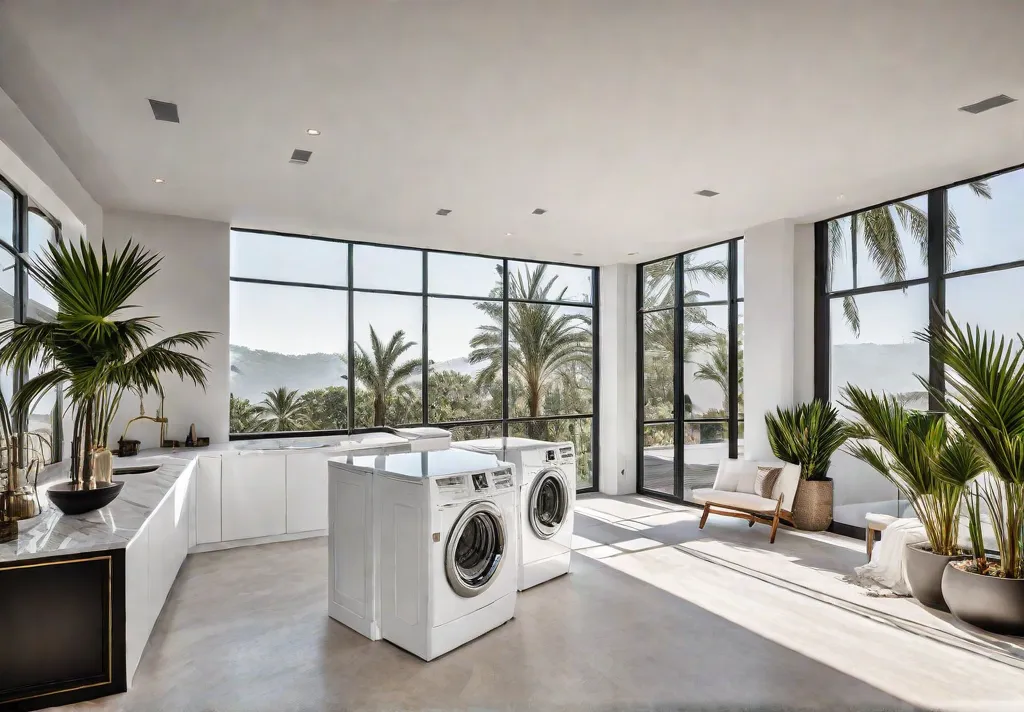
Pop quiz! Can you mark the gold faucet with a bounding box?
[120,393,169,452]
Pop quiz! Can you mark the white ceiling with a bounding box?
[1,0,1023,264]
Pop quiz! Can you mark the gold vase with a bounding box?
[0,475,41,543]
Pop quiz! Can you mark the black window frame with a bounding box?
[815,161,1024,406]
[815,161,1024,537]
[228,228,600,492]
[636,236,744,503]
[0,172,63,462]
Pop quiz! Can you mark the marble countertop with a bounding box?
[0,454,196,564]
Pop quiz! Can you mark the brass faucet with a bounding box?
[120,393,169,450]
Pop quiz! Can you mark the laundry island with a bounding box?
[0,429,449,711]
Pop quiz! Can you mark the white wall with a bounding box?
[0,85,100,240]
[598,264,636,495]
[792,223,816,404]
[742,220,796,460]
[102,210,230,450]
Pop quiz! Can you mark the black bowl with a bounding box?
[46,480,124,515]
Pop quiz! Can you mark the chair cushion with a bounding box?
[866,512,898,528]
[733,460,759,493]
[712,459,740,491]
[772,463,801,510]
[692,488,780,513]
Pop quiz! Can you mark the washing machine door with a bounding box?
[529,467,570,540]
[445,500,507,598]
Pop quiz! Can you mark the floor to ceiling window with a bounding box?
[0,174,61,464]
[229,229,598,490]
[637,237,743,502]
[816,162,1023,531]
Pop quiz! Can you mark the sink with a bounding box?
[113,465,161,475]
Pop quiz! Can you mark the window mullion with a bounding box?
[927,188,947,412]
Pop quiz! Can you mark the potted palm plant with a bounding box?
[841,385,986,610]
[0,238,213,514]
[924,314,1024,634]
[764,400,849,531]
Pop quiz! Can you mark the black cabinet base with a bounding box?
[0,550,126,711]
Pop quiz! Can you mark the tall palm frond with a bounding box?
[840,384,983,556]
[917,313,1024,577]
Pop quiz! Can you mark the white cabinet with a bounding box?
[286,452,331,533]
[124,464,194,687]
[221,452,287,541]
[195,456,222,544]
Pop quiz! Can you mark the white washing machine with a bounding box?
[334,449,519,660]
[454,437,576,590]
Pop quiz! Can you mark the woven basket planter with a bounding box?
[791,478,833,531]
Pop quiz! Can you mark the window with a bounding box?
[0,176,61,464]
[816,163,1024,532]
[228,229,599,491]
[637,238,743,502]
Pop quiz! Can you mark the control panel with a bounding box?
[433,468,514,499]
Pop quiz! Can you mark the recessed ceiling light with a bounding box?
[505,232,514,236]
[436,208,452,216]
[306,128,321,136]
[695,189,719,198]
[148,98,179,123]
[958,94,1016,114]
[532,208,547,215]
[836,194,845,201]
[153,178,165,184]
[627,251,638,256]
[573,252,583,257]
[289,149,312,164]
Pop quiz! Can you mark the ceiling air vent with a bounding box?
[959,94,1017,114]
[289,149,313,165]
[531,208,547,215]
[148,98,180,123]
[436,208,452,216]
[695,189,719,197]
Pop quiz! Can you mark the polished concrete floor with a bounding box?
[59,495,1024,711]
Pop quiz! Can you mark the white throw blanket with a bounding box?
[853,517,928,596]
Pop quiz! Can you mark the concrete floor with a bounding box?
[58,495,1024,711]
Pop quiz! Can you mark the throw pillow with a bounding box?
[734,460,759,493]
[712,459,741,491]
[755,466,782,499]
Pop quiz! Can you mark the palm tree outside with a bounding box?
[829,181,992,336]
[230,393,266,433]
[470,264,591,438]
[353,326,420,426]
[255,387,309,431]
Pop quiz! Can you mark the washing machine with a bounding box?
[336,449,519,660]
[454,437,576,590]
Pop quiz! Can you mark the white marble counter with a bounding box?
[0,454,195,564]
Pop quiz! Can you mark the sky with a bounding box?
[228,230,594,360]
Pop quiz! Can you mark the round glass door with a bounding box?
[445,500,506,598]
[530,468,569,539]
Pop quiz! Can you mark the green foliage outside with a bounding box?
[229,263,595,485]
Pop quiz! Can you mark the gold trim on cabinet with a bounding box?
[0,554,114,703]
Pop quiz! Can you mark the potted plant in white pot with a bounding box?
[764,400,849,531]
[0,238,213,513]
[841,385,986,610]
[925,314,1024,634]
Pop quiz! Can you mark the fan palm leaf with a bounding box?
[0,238,215,482]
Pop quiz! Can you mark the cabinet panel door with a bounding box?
[221,453,287,541]
[286,452,331,533]
[196,456,222,544]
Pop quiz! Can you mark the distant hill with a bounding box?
[229,345,480,402]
